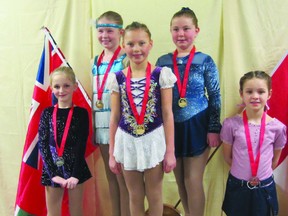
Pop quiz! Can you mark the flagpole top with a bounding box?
[41,26,50,33]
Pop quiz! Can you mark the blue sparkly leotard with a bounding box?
[156,52,221,157]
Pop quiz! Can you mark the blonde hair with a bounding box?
[50,66,76,85]
[96,11,123,26]
[124,21,152,39]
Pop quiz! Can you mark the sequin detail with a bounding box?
[38,106,92,187]
[156,52,221,133]
[120,78,158,135]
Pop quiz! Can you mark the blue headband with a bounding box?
[96,23,123,29]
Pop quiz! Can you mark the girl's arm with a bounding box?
[67,108,89,189]
[38,109,59,178]
[204,56,221,147]
[161,87,176,173]
[222,142,232,166]
[272,149,282,170]
[109,91,122,174]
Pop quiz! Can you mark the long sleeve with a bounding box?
[38,108,58,178]
[203,56,221,133]
[71,108,89,178]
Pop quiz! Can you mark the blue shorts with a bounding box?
[222,173,278,216]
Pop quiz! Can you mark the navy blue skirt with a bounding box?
[222,173,278,216]
[174,109,209,158]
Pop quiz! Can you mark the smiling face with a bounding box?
[51,73,77,107]
[170,16,199,52]
[123,29,153,65]
[96,17,123,50]
[240,78,272,112]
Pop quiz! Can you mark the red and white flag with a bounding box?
[268,51,288,166]
[268,51,288,216]
[14,27,96,216]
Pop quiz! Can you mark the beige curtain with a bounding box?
[1,0,288,215]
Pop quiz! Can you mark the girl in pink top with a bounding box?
[220,71,286,216]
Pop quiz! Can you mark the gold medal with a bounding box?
[55,157,64,167]
[136,125,145,135]
[96,100,104,109]
[178,98,187,108]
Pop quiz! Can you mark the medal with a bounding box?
[136,125,145,135]
[55,157,65,167]
[243,110,266,188]
[178,98,187,108]
[249,176,260,186]
[95,100,104,109]
[173,46,196,108]
[53,104,74,168]
[95,46,121,108]
[126,63,151,136]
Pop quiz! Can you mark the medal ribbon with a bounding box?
[243,110,266,177]
[53,104,74,157]
[126,62,151,125]
[173,46,196,99]
[96,46,121,101]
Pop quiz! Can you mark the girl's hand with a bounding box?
[109,156,122,175]
[163,152,176,173]
[52,176,67,188]
[207,133,221,147]
[66,177,79,189]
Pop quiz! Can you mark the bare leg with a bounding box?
[68,184,84,216]
[145,164,164,216]
[184,148,210,216]
[45,186,65,216]
[116,172,131,216]
[100,144,129,216]
[123,170,145,216]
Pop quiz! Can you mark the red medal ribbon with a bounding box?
[243,110,266,177]
[126,62,151,125]
[53,104,74,157]
[173,46,196,98]
[96,46,121,101]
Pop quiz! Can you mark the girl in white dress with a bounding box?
[108,21,177,216]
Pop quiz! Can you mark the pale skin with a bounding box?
[46,72,84,216]
[95,17,130,216]
[98,145,130,216]
[109,27,176,216]
[170,15,221,216]
[96,17,125,59]
[45,184,84,216]
[223,77,281,176]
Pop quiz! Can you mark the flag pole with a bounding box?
[41,26,70,68]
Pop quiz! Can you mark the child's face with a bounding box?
[240,78,272,112]
[123,29,152,65]
[51,74,77,106]
[170,16,199,51]
[97,18,123,50]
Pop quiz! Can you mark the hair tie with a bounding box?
[181,7,192,12]
[96,23,123,29]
